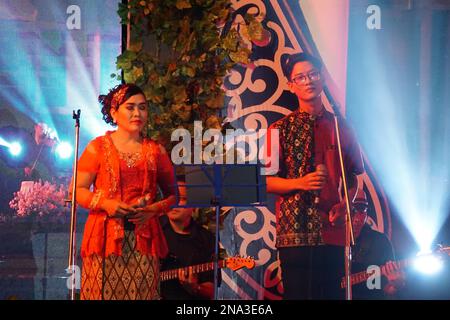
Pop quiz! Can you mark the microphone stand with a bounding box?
[68,109,81,300]
[323,87,355,300]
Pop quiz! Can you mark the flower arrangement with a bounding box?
[9,180,68,219]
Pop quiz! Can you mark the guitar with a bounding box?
[160,256,255,281]
[320,210,367,247]
[340,246,450,288]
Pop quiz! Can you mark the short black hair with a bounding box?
[282,52,323,80]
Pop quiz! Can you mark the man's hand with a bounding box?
[178,268,200,296]
[328,201,347,226]
[266,167,327,195]
[383,261,406,295]
[297,170,328,191]
[384,261,405,282]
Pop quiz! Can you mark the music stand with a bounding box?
[172,163,266,299]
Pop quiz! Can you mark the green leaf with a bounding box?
[176,0,192,10]
[222,29,238,50]
[116,50,137,70]
[182,66,196,77]
[132,66,144,80]
[248,19,264,41]
[229,48,250,64]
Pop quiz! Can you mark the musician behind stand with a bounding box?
[159,181,218,300]
[349,198,406,299]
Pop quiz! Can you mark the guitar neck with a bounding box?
[341,258,410,288]
[161,260,224,282]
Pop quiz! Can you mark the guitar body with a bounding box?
[319,211,367,246]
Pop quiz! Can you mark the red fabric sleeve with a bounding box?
[78,140,100,173]
[343,123,365,176]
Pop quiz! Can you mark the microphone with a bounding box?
[314,164,327,205]
[136,194,151,208]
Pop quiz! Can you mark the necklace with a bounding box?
[118,151,142,168]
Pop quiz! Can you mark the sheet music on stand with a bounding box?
[172,163,267,299]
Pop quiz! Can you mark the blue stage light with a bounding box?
[56,141,73,159]
[414,251,444,275]
[9,142,22,156]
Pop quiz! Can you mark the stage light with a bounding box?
[414,251,444,275]
[0,136,9,148]
[347,40,450,254]
[0,135,27,161]
[56,141,73,159]
[9,142,22,156]
[0,3,119,146]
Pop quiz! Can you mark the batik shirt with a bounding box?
[269,109,364,248]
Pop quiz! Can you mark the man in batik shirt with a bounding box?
[267,53,365,299]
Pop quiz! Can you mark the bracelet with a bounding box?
[88,190,104,210]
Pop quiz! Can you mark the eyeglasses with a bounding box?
[291,71,321,85]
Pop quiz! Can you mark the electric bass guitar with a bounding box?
[340,246,450,288]
[160,256,255,281]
